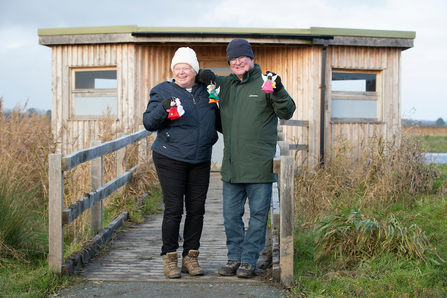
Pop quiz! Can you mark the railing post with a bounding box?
[278,130,285,142]
[91,140,103,234]
[278,140,289,157]
[272,158,281,231]
[280,154,295,287]
[139,125,147,162]
[117,133,126,177]
[49,153,64,272]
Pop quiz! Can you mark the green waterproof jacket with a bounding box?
[209,64,296,183]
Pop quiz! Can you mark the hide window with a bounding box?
[71,68,117,119]
[331,70,382,121]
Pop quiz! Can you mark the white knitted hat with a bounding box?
[171,47,200,73]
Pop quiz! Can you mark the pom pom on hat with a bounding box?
[226,39,254,65]
[171,47,200,73]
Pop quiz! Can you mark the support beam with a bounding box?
[48,153,64,272]
[90,140,103,234]
[280,155,295,287]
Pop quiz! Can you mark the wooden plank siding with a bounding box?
[50,42,402,170]
[325,46,402,161]
[52,44,138,154]
[51,43,320,167]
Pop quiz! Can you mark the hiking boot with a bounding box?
[181,250,204,276]
[163,252,181,279]
[218,260,241,276]
[236,263,255,278]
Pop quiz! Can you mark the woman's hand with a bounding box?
[200,70,216,86]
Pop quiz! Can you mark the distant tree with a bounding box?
[27,108,37,116]
[436,118,445,126]
[45,110,52,123]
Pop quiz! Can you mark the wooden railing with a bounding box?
[48,119,309,286]
[271,120,309,287]
[48,125,153,273]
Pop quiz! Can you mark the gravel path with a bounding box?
[56,280,287,297]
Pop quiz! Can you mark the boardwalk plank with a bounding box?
[79,172,269,283]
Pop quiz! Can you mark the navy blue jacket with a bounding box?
[143,81,221,164]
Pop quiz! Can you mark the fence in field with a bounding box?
[47,119,309,287]
[48,125,153,274]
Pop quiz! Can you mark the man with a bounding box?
[200,39,296,278]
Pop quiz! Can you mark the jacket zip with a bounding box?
[228,83,238,182]
[191,90,201,163]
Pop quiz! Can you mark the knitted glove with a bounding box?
[163,97,173,111]
[200,70,216,86]
[266,71,283,92]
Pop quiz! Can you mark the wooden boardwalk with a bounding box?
[78,172,269,283]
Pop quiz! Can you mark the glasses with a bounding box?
[230,56,248,65]
[174,67,194,73]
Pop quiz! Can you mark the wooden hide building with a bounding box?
[38,25,415,168]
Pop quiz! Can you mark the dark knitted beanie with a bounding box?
[226,39,254,65]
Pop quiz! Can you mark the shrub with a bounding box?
[314,209,441,263]
[0,167,45,259]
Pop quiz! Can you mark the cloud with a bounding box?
[0,26,51,110]
[0,0,446,119]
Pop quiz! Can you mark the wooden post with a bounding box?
[278,131,285,142]
[90,140,103,234]
[139,125,147,162]
[278,140,289,156]
[49,153,64,272]
[280,155,295,287]
[117,133,126,177]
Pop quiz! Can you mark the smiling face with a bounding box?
[229,56,254,80]
[173,63,196,89]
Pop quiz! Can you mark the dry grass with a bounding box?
[0,98,158,252]
[0,99,54,209]
[294,126,446,226]
[60,112,159,243]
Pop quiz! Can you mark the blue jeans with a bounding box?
[222,181,272,267]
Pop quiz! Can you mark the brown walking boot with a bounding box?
[181,250,204,276]
[163,252,181,278]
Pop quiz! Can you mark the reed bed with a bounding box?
[0,98,158,257]
[292,125,446,265]
[0,99,54,258]
[294,127,445,226]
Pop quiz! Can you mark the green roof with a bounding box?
[310,27,416,39]
[38,25,415,39]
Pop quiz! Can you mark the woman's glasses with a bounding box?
[174,67,193,73]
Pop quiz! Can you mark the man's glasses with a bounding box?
[230,56,248,65]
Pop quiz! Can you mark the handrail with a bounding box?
[48,125,153,273]
[61,129,151,171]
[62,164,139,225]
[278,119,309,152]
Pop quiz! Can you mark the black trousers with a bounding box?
[152,151,211,257]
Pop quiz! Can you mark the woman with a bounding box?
[142,47,221,279]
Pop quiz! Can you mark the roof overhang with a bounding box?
[38,25,415,49]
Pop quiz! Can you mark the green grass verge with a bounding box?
[290,165,447,297]
[421,135,447,153]
[0,184,163,297]
[0,259,73,298]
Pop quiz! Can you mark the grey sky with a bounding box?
[1,0,446,120]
